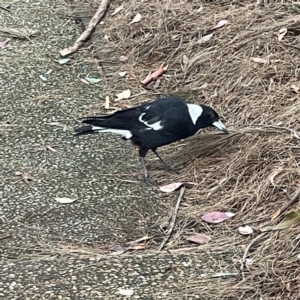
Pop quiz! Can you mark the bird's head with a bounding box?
[200,105,229,134]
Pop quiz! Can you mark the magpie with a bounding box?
[75,96,228,183]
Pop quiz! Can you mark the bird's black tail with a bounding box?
[74,125,98,135]
[74,116,112,135]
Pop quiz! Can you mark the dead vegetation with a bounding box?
[56,0,300,298]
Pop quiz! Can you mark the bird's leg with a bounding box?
[152,149,179,174]
[139,149,158,185]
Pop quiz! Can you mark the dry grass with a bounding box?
[56,0,300,298]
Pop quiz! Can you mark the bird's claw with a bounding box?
[143,176,159,186]
[163,165,180,174]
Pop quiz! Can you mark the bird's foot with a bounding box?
[163,164,180,174]
[143,176,159,186]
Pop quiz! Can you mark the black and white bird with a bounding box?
[75,96,228,183]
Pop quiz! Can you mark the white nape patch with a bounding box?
[187,104,203,125]
[91,126,132,139]
[138,113,163,130]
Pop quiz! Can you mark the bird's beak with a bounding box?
[213,120,229,134]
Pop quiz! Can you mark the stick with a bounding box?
[141,63,168,85]
[240,232,267,279]
[272,186,300,220]
[59,0,111,57]
[158,187,185,251]
[0,5,10,12]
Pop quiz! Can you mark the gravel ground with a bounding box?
[0,251,236,299]
[0,0,161,253]
[0,1,236,299]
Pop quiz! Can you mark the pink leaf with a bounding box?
[202,211,235,224]
[186,233,211,245]
[0,38,10,48]
[211,20,229,30]
[159,182,195,193]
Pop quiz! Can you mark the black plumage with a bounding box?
[75,96,228,183]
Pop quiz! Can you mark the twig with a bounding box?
[0,5,10,12]
[158,187,185,251]
[0,234,11,240]
[59,0,111,56]
[272,186,300,220]
[210,272,239,278]
[240,232,267,279]
[141,63,168,85]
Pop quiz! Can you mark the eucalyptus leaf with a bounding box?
[273,211,300,230]
[58,57,71,65]
[85,76,102,84]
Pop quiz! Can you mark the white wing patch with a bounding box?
[138,113,163,130]
[91,126,132,139]
[187,104,203,125]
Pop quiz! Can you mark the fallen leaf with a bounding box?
[15,171,33,184]
[273,210,300,230]
[153,78,160,89]
[238,225,253,235]
[79,78,90,85]
[119,55,128,62]
[186,233,211,245]
[46,145,57,152]
[85,76,102,84]
[286,282,292,292]
[199,82,208,89]
[276,27,287,41]
[116,89,131,100]
[58,57,71,65]
[118,71,127,77]
[118,288,134,296]
[111,4,123,16]
[212,20,229,30]
[0,27,40,39]
[198,33,214,44]
[105,96,110,109]
[202,211,235,224]
[251,57,269,64]
[55,197,77,204]
[39,75,47,81]
[182,54,189,65]
[0,38,10,48]
[293,131,300,139]
[127,242,147,250]
[159,182,195,193]
[291,84,299,93]
[245,258,254,267]
[129,13,142,25]
[268,167,284,186]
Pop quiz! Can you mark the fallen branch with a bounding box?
[158,187,185,251]
[141,63,168,85]
[272,186,300,220]
[59,0,111,57]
